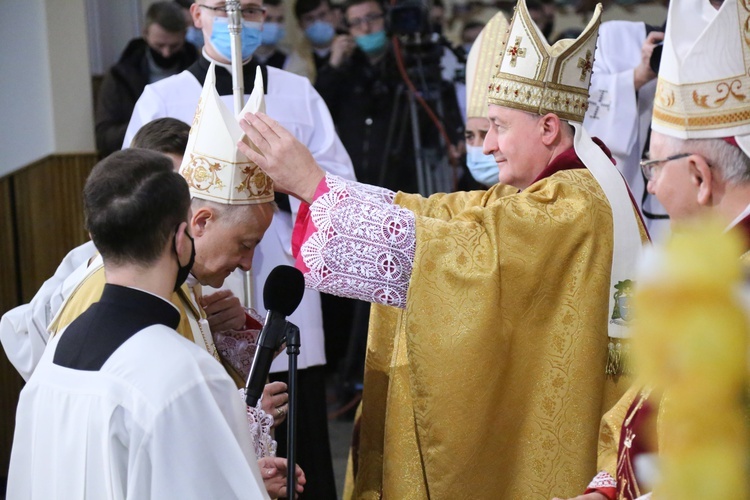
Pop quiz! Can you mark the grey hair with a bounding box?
[190,198,278,226]
[658,134,750,184]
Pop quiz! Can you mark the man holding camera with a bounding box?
[584,20,669,240]
[315,0,462,192]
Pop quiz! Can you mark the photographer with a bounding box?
[315,0,461,192]
[583,20,669,241]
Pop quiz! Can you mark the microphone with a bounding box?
[245,265,305,407]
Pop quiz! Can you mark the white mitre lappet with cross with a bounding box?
[652,0,750,155]
[179,63,274,205]
[487,0,645,375]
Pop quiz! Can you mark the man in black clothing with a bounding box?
[296,0,355,73]
[315,0,462,192]
[95,2,197,157]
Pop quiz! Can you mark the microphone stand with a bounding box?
[283,321,301,499]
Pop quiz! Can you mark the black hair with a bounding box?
[145,1,188,33]
[343,0,384,17]
[130,117,191,157]
[84,149,191,267]
[265,0,283,6]
[295,0,329,21]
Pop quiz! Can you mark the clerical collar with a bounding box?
[188,52,269,96]
[530,136,614,186]
[185,273,200,289]
[53,284,181,371]
[201,47,253,71]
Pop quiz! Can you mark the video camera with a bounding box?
[385,0,465,90]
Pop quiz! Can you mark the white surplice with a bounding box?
[8,322,269,499]
[123,57,356,373]
[0,240,97,380]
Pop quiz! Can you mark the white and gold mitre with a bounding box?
[652,0,750,139]
[487,0,602,123]
[179,63,274,205]
[466,12,509,119]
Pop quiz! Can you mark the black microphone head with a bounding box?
[263,265,305,316]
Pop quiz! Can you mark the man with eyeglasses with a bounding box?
[559,1,750,499]
[122,2,355,498]
[315,0,461,192]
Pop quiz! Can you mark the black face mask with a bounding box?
[173,229,196,292]
[149,46,182,69]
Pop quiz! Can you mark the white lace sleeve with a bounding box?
[238,389,277,459]
[587,470,616,490]
[299,174,416,309]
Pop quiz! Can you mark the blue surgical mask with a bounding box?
[466,145,498,186]
[304,20,335,46]
[210,18,263,61]
[261,22,285,46]
[355,30,387,55]
[186,26,205,48]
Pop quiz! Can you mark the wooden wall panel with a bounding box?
[0,177,18,316]
[0,175,22,492]
[0,153,96,489]
[13,153,97,302]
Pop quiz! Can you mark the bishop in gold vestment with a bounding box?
[236,0,648,497]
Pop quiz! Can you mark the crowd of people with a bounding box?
[2,0,749,498]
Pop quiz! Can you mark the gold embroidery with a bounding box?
[506,36,527,67]
[693,79,747,109]
[577,50,593,81]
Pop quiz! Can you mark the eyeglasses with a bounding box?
[199,3,266,22]
[639,153,692,181]
[347,13,384,29]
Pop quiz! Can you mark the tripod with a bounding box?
[378,47,455,196]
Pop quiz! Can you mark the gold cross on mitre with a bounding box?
[506,36,527,67]
[577,50,593,81]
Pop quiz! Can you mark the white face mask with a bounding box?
[466,145,499,186]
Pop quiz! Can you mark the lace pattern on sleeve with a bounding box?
[588,470,617,490]
[238,389,277,459]
[299,174,416,309]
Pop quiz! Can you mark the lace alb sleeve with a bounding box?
[297,174,416,309]
[238,389,277,459]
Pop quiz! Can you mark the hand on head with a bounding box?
[238,113,326,203]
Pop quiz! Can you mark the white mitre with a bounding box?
[179,64,274,205]
[465,11,509,121]
[487,0,601,123]
[652,0,750,155]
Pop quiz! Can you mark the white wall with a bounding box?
[0,0,96,178]
[86,0,142,75]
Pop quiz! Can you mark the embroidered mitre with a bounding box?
[652,0,750,149]
[487,0,602,123]
[179,63,274,205]
[466,11,509,120]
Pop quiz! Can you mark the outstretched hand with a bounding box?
[238,112,325,204]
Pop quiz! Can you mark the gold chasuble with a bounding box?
[353,161,646,499]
